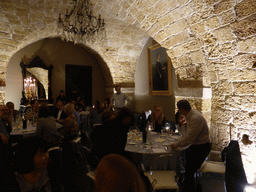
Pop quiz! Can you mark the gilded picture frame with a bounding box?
[148,44,172,95]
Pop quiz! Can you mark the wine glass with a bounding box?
[165,122,171,135]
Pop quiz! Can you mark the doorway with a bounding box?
[65,64,92,106]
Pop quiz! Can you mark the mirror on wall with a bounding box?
[20,56,53,104]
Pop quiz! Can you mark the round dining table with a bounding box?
[10,121,63,138]
[125,131,185,172]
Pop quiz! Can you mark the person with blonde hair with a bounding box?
[95,154,147,192]
[147,105,166,133]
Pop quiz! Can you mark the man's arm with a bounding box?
[172,115,205,149]
[111,95,115,106]
[124,94,131,106]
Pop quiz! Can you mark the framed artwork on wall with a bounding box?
[148,44,172,95]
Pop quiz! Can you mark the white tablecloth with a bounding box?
[125,131,184,171]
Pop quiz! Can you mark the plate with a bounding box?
[128,142,136,145]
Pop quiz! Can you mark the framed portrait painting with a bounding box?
[148,44,172,95]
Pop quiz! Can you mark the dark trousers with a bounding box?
[183,143,211,192]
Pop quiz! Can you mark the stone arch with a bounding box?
[1,0,256,182]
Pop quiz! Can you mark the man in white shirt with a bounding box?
[171,100,211,192]
[111,86,131,112]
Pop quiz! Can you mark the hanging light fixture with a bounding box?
[57,0,106,44]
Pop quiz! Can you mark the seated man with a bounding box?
[6,102,19,121]
[90,107,133,162]
[0,105,12,134]
[53,100,68,125]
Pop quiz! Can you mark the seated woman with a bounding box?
[36,104,63,147]
[175,111,187,137]
[103,97,113,111]
[95,154,147,192]
[147,106,166,133]
[1,136,63,191]
[60,103,79,141]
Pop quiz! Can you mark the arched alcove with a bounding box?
[5,38,112,107]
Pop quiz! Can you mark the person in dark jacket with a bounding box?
[90,107,133,162]
[1,136,64,191]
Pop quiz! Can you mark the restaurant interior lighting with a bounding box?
[57,0,106,44]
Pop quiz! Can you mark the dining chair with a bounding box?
[144,154,179,191]
[80,146,99,180]
[198,150,226,174]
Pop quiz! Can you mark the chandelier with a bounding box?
[24,77,37,99]
[57,0,106,44]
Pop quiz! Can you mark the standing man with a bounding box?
[111,86,131,113]
[170,100,211,192]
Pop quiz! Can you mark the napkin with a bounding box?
[171,135,181,139]
[152,148,167,153]
[155,138,166,142]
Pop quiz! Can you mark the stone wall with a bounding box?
[0,0,256,183]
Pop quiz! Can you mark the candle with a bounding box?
[99,14,101,19]
[59,13,61,19]
[66,9,68,15]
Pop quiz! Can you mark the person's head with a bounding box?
[177,100,191,116]
[6,102,14,112]
[101,110,115,124]
[13,136,50,174]
[0,105,9,117]
[153,106,163,118]
[95,154,147,192]
[94,100,101,109]
[59,90,64,97]
[116,107,133,126]
[175,111,186,126]
[68,98,76,105]
[151,105,164,123]
[115,86,121,94]
[38,104,51,118]
[56,100,64,110]
[104,98,110,105]
[64,103,76,116]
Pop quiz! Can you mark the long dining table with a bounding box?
[125,130,185,172]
